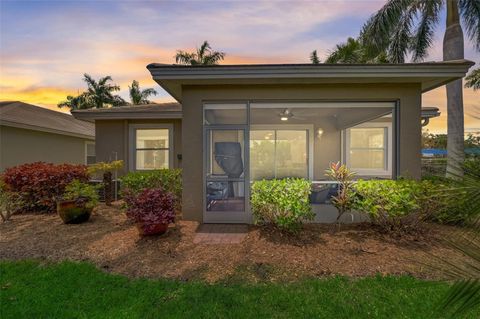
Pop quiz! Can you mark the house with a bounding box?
[0,101,95,171]
[72,59,474,223]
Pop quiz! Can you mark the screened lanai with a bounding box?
[204,101,395,222]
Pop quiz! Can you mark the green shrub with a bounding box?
[352,179,443,233]
[63,180,100,209]
[251,178,313,233]
[120,169,182,209]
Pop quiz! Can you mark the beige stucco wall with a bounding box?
[181,83,422,222]
[94,119,182,175]
[0,125,92,171]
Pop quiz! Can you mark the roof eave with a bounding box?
[147,60,475,102]
[1,120,94,139]
[71,111,183,121]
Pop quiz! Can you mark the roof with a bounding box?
[147,59,475,102]
[0,101,94,139]
[71,103,182,121]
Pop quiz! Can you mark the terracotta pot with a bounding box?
[57,199,92,224]
[136,222,169,236]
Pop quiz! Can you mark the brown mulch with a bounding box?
[0,204,470,283]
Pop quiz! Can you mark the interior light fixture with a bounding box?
[280,116,289,121]
[317,128,324,138]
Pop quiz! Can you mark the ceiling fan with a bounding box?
[278,108,306,121]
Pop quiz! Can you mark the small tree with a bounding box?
[325,162,356,230]
[87,160,123,206]
[0,181,23,222]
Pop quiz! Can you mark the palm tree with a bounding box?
[175,41,225,65]
[83,74,124,108]
[57,92,93,110]
[128,80,157,105]
[360,0,480,177]
[310,50,320,64]
[465,68,480,90]
[326,37,389,64]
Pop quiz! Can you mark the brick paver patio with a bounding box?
[193,224,248,244]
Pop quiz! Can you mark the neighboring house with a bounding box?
[0,101,95,171]
[73,59,474,224]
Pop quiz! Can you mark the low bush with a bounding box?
[2,162,88,213]
[251,178,313,233]
[351,179,443,233]
[63,180,100,209]
[123,188,175,225]
[120,169,182,209]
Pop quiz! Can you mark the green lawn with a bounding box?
[0,260,471,319]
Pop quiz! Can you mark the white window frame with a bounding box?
[84,141,96,165]
[128,124,174,171]
[344,122,392,177]
[250,124,314,180]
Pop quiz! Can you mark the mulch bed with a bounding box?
[0,204,470,283]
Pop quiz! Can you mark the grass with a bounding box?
[0,260,476,319]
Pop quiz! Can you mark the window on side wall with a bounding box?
[344,123,392,177]
[85,141,96,165]
[129,124,173,171]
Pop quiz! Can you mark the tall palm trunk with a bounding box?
[443,0,465,177]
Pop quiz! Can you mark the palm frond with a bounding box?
[440,280,480,317]
[465,68,480,90]
[98,76,113,86]
[310,50,320,64]
[431,160,480,316]
[83,73,95,86]
[459,0,480,50]
[141,88,157,98]
[387,6,415,63]
[175,41,225,65]
[411,0,441,62]
[325,37,363,63]
[198,41,211,59]
[361,0,415,55]
[175,51,196,65]
[203,51,225,65]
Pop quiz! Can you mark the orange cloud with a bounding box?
[0,85,76,113]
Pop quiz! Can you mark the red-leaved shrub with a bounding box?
[2,162,88,213]
[124,188,175,225]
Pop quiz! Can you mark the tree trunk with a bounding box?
[103,171,113,206]
[443,0,465,178]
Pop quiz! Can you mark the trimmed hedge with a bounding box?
[251,178,313,233]
[2,162,88,213]
[120,169,182,209]
[351,179,445,233]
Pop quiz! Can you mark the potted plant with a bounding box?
[57,180,100,224]
[124,187,175,236]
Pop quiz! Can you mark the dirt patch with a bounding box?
[0,204,470,282]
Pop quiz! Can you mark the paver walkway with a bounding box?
[193,224,248,244]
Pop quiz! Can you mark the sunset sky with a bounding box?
[1,0,478,133]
